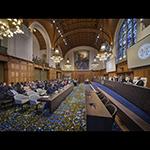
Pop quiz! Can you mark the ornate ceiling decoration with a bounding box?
[23,19,119,56]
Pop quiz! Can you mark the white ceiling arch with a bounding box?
[29,21,52,50]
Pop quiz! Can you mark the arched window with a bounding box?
[117,19,137,61]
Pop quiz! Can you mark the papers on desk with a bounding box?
[55,90,59,94]
[42,95,49,98]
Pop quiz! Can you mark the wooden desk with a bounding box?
[86,88,113,131]
[39,84,74,113]
[94,79,150,115]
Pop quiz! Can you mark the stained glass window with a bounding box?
[117,19,137,61]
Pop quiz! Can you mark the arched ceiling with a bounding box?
[23,19,119,56]
[33,29,47,50]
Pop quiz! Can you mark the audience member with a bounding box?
[136,77,144,86]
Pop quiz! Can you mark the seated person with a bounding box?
[85,78,90,84]
[46,84,56,95]
[128,77,133,84]
[44,82,49,90]
[14,82,26,94]
[135,77,144,87]
[73,79,77,86]
[37,81,44,89]
[0,83,14,101]
[122,76,127,83]
[119,75,127,83]
[30,82,37,91]
[47,87,54,95]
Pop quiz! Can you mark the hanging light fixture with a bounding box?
[50,47,63,64]
[64,58,71,69]
[96,41,112,61]
[91,56,99,70]
[0,19,24,39]
[92,56,99,65]
[95,20,112,62]
[65,58,71,66]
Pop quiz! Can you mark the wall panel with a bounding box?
[133,66,150,88]
[7,57,34,84]
[0,62,4,82]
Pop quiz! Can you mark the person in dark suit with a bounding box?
[121,75,127,83]
[136,77,144,86]
[128,78,133,84]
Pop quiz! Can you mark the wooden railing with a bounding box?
[32,57,49,67]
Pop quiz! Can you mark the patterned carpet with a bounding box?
[0,84,86,131]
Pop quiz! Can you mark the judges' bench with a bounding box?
[86,87,113,131]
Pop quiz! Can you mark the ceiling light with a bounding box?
[16,26,20,29]
[53,20,55,23]
[12,22,17,25]
[65,58,71,69]
[91,56,99,69]
[17,20,21,25]
[51,48,63,64]
[140,18,143,22]
[1,26,5,30]
[101,45,106,50]
[96,42,112,61]
[100,28,102,31]
[66,58,70,64]
[55,49,59,54]
[0,19,24,39]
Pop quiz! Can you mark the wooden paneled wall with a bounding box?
[133,66,150,88]
[115,61,150,87]
[116,61,130,73]
[56,70,62,79]
[49,68,56,80]
[7,58,34,83]
[63,63,150,88]
[0,54,57,84]
[108,72,117,77]
[1,54,150,87]
[63,71,102,83]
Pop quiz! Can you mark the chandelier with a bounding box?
[96,42,112,61]
[51,48,63,64]
[0,19,24,39]
[64,58,71,69]
[91,56,99,67]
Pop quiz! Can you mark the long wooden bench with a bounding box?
[86,85,113,131]
[38,84,74,113]
[93,84,150,131]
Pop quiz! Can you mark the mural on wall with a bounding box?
[74,50,89,70]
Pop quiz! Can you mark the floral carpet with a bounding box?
[0,84,86,131]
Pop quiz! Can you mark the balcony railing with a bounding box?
[0,46,7,54]
[33,57,49,67]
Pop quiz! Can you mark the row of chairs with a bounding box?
[10,89,47,112]
[96,91,117,120]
